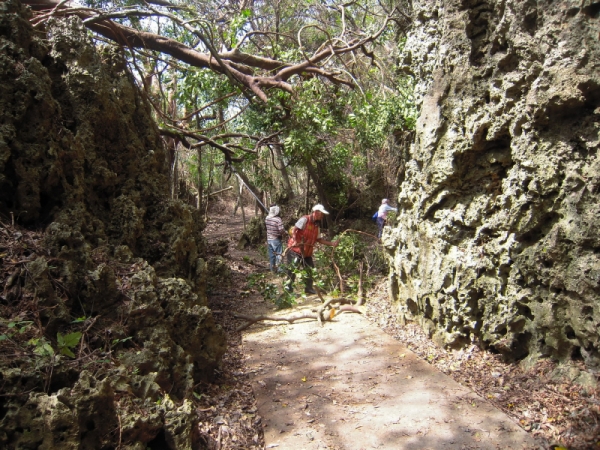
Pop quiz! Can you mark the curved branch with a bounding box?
[160,127,239,163]
[180,92,237,122]
[236,31,296,52]
[233,304,361,332]
[23,0,397,102]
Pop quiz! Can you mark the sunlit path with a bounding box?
[243,306,540,449]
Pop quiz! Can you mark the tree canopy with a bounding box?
[23,0,416,213]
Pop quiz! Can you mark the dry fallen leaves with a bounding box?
[365,279,600,450]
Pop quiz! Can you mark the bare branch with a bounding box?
[22,0,396,102]
[233,304,361,332]
[197,103,249,133]
[180,92,237,122]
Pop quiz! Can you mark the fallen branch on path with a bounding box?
[315,294,355,326]
[234,302,362,331]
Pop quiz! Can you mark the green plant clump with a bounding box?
[57,331,82,358]
[247,272,298,309]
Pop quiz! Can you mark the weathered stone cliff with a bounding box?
[387,0,599,378]
[0,1,225,448]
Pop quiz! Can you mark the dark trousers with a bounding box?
[377,217,386,238]
[285,251,314,291]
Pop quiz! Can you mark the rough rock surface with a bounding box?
[0,1,225,448]
[387,0,600,375]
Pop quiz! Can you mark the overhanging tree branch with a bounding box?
[22,0,398,102]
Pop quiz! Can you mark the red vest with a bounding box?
[288,215,320,257]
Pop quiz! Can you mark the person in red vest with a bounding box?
[285,204,339,294]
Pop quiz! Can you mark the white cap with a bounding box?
[267,205,280,218]
[382,198,388,204]
[312,204,329,215]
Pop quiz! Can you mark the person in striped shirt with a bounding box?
[265,205,286,272]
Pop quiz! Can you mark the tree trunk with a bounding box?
[196,147,203,209]
[304,171,310,213]
[168,75,178,199]
[272,144,294,199]
[239,183,246,230]
[171,149,179,199]
[203,151,214,221]
[194,96,203,209]
[232,165,267,213]
[306,162,334,238]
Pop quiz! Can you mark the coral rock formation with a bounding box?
[387,0,599,376]
[0,1,225,447]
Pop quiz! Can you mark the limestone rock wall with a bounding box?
[387,0,600,371]
[0,1,225,448]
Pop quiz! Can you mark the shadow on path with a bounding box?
[243,302,541,450]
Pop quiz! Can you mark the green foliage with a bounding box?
[347,81,417,153]
[1,320,33,341]
[257,244,268,259]
[57,332,82,358]
[280,79,347,163]
[314,234,361,292]
[313,232,385,296]
[226,9,252,47]
[247,273,280,304]
[351,154,368,175]
[247,272,297,309]
[176,68,234,111]
[112,336,133,347]
[274,289,297,310]
[29,337,54,358]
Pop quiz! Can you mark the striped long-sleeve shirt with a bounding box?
[265,216,285,240]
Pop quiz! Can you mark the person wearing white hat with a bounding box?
[265,205,285,272]
[285,204,339,294]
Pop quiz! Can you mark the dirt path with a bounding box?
[203,201,541,449]
[242,300,539,450]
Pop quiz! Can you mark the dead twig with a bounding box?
[116,411,122,450]
[313,304,363,317]
[78,316,99,359]
[234,312,323,331]
[357,261,365,306]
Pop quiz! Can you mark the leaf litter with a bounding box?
[365,279,600,450]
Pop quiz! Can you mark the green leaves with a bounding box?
[111,336,133,346]
[247,273,295,309]
[1,320,33,341]
[57,332,82,358]
[29,337,54,357]
[348,83,417,154]
[227,9,252,47]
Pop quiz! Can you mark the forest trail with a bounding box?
[204,201,540,449]
[243,309,539,450]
